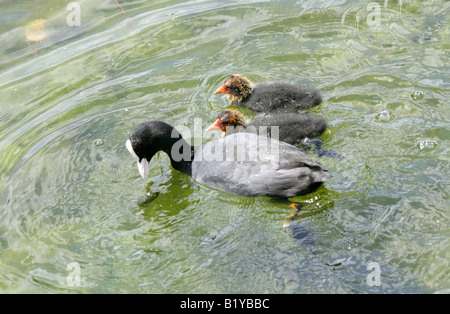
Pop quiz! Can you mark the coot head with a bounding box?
[207,109,247,132]
[126,121,188,179]
[215,74,254,102]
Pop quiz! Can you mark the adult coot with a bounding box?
[126,121,331,198]
[215,74,322,113]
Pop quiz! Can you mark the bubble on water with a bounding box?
[417,139,439,151]
[375,110,395,122]
[411,91,424,100]
[93,139,105,146]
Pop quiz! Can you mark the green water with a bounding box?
[0,0,449,293]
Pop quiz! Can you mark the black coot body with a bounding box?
[251,113,327,145]
[215,75,322,113]
[126,121,331,198]
[237,83,322,113]
[208,110,328,146]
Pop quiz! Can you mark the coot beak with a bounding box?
[126,139,138,159]
[214,83,228,94]
[126,139,149,179]
[137,158,149,179]
[207,118,222,131]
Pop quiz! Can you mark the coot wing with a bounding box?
[191,133,330,198]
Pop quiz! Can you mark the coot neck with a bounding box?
[159,129,194,176]
[166,140,194,176]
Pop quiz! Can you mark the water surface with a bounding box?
[0,0,449,293]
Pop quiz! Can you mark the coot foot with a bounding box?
[282,206,301,229]
[285,223,316,250]
[301,138,345,159]
[279,201,317,251]
[313,147,345,160]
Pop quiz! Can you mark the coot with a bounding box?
[215,74,322,113]
[207,109,328,146]
[126,121,331,198]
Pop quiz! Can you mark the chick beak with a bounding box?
[214,83,228,94]
[207,118,223,131]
